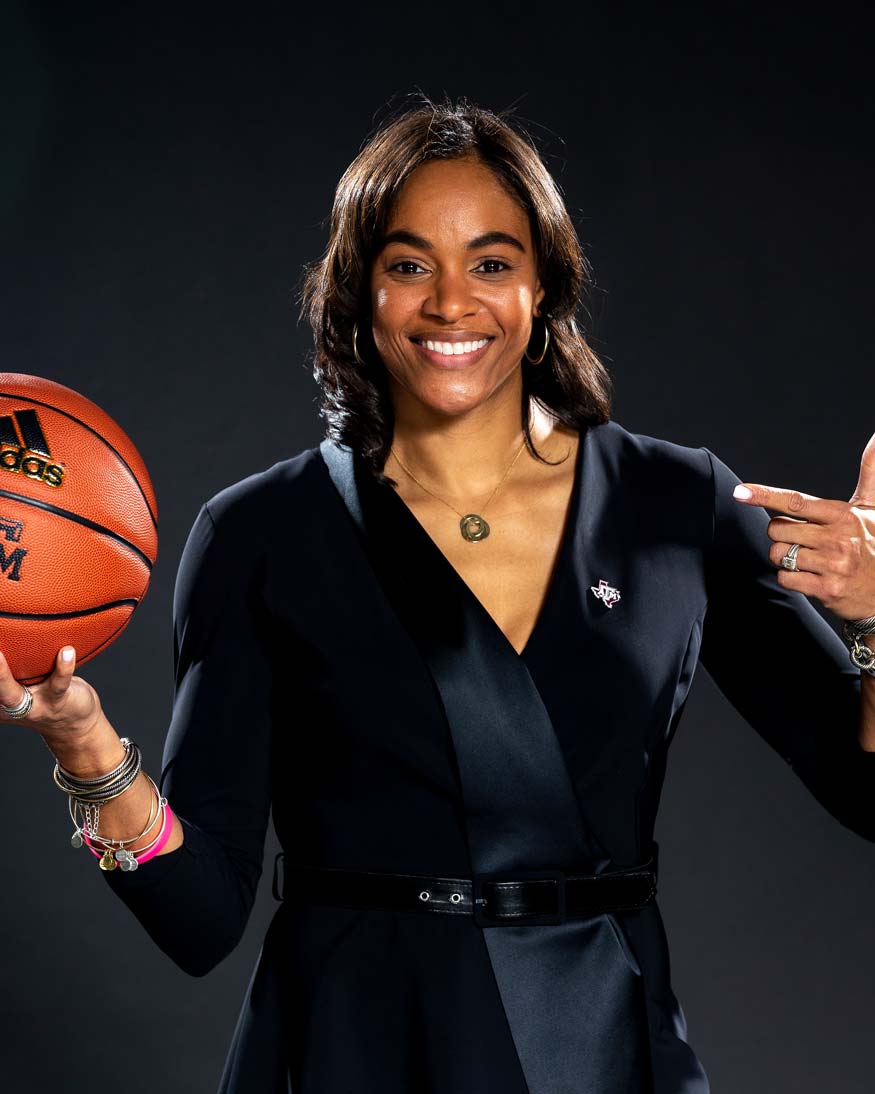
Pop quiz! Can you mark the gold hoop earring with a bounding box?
[352,322,366,367]
[524,318,550,366]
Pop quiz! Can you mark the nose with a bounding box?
[422,267,477,323]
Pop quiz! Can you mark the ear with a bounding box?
[533,281,546,317]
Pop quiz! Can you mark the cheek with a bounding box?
[371,285,412,337]
[513,284,535,312]
[481,283,536,320]
[370,285,414,364]
[492,285,538,343]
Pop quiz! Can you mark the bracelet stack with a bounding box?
[52,737,174,872]
[843,616,875,679]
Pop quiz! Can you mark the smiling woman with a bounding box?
[372,159,545,405]
[7,93,875,1094]
[300,98,611,485]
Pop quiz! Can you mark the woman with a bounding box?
[3,98,875,1094]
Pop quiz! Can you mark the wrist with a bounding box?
[42,714,126,778]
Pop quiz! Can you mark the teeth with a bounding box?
[421,338,490,356]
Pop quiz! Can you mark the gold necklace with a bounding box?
[389,434,529,543]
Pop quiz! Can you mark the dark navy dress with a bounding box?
[104,419,875,1093]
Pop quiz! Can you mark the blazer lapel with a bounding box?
[319,437,652,1093]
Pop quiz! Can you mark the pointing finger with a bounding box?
[732,482,844,524]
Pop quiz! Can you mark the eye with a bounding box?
[474,259,511,274]
[388,260,429,275]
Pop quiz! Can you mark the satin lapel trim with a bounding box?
[518,425,588,660]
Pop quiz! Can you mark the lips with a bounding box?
[409,335,495,370]
[412,336,492,357]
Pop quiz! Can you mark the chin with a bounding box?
[414,381,493,417]
[407,360,520,408]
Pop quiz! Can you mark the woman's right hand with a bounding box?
[1,645,175,851]
[0,647,106,752]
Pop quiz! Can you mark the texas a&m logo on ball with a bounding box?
[0,408,64,488]
[0,515,26,582]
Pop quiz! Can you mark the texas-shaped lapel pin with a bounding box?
[590,579,621,609]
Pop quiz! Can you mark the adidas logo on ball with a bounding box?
[0,409,65,488]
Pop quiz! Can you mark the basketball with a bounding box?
[0,374,157,685]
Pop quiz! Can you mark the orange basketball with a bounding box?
[0,374,157,685]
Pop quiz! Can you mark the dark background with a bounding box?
[2,3,874,1091]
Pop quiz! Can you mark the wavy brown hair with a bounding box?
[299,95,612,485]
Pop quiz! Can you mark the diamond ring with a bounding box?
[780,543,802,572]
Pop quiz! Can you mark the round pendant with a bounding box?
[460,513,490,542]
[71,831,84,849]
[99,848,117,871]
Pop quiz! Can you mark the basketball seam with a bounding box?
[0,390,158,529]
[18,607,137,684]
[72,610,138,666]
[0,488,154,571]
[0,598,138,621]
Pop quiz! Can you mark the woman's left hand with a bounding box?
[731,432,875,621]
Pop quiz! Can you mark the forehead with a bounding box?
[386,157,531,238]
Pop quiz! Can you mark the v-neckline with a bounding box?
[374,427,587,663]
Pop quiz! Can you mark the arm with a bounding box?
[698,447,875,842]
[102,500,276,976]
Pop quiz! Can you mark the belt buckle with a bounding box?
[472,869,566,928]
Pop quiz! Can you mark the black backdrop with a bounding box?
[2,4,874,1092]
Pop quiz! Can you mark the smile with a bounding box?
[409,336,495,369]
[413,337,491,356]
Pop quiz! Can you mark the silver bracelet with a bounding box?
[53,739,143,808]
[101,797,169,872]
[70,773,162,851]
[112,797,170,872]
[71,774,168,873]
[56,737,136,786]
[842,616,875,678]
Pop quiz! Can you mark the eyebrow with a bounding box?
[378,229,527,254]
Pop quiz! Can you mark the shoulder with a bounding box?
[178,445,324,567]
[174,445,325,594]
[590,419,715,483]
[589,420,729,544]
[200,444,324,531]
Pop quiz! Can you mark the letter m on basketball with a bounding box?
[0,543,26,581]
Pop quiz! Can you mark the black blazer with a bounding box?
[104,419,875,1094]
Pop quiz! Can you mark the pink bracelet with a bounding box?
[134,804,175,864]
[83,803,175,867]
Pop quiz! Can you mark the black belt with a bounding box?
[272,849,658,928]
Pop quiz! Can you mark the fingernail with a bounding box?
[61,647,75,663]
[733,485,753,500]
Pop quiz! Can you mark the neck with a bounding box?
[387,384,560,499]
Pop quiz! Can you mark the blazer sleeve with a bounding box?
[698,446,875,843]
[102,499,275,976]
